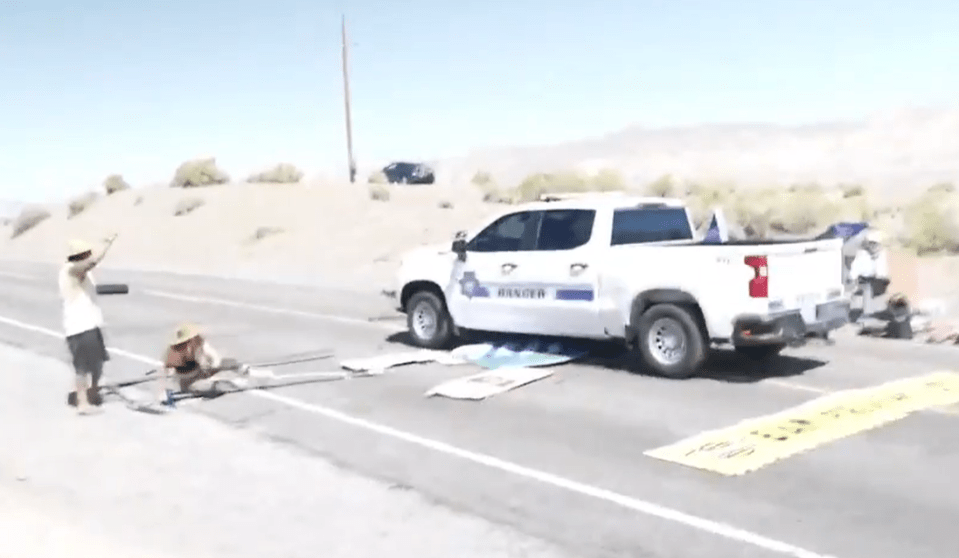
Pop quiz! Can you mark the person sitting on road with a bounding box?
[155,323,247,406]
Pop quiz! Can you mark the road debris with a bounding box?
[339,349,468,374]
[450,340,587,370]
[425,366,555,400]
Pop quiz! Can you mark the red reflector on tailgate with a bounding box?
[744,255,768,298]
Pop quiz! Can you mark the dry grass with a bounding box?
[438,200,453,209]
[103,174,130,195]
[173,196,205,216]
[368,171,388,184]
[248,226,284,243]
[171,158,230,188]
[246,163,303,184]
[369,183,390,201]
[508,169,625,203]
[471,170,494,186]
[903,190,959,255]
[646,174,679,197]
[67,192,99,219]
[10,206,51,238]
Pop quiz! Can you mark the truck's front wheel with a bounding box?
[406,290,455,349]
[634,303,707,379]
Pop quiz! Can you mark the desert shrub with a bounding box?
[589,169,626,191]
[511,171,584,202]
[471,170,494,186]
[247,163,303,184]
[480,187,515,204]
[68,192,99,219]
[171,157,230,188]
[173,196,205,216]
[836,194,873,221]
[249,226,284,242]
[928,182,955,194]
[369,183,390,201]
[728,189,779,238]
[438,200,453,209]
[103,174,130,195]
[646,174,678,197]
[840,183,865,198]
[506,168,628,203]
[134,195,144,206]
[768,190,839,234]
[903,194,959,255]
[10,206,51,238]
[368,171,388,184]
[788,182,823,194]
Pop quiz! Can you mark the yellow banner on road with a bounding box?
[645,371,959,476]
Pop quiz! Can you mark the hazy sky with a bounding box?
[2,0,957,202]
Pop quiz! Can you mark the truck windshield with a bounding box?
[610,207,693,246]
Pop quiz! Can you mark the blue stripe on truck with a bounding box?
[555,289,595,302]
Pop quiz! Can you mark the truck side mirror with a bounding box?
[451,238,467,261]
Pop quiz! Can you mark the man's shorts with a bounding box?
[65,327,110,375]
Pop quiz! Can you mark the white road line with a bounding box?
[0,270,38,280]
[765,380,830,394]
[0,312,837,558]
[141,289,405,332]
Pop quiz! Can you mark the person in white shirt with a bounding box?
[59,235,117,415]
[848,229,889,321]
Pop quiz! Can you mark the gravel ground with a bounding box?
[0,342,574,558]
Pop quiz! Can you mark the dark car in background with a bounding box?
[382,162,435,184]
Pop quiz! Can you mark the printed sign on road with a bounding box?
[644,371,959,476]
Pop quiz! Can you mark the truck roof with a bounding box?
[519,193,688,212]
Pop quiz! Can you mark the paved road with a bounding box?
[1,260,957,558]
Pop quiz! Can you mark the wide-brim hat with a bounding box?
[170,323,201,347]
[863,229,885,243]
[67,239,93,259]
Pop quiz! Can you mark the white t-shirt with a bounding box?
[58,263,104,336]
[849,248,889,281]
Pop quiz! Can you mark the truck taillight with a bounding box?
[744,255,768,298]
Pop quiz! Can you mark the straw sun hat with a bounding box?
[170,323,202,347]
[67,239,93,259]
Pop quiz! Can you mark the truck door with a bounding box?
[445,210,542,332]
[506,208,604,337]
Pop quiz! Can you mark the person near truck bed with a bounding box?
[59,235,117,415]
[849,229,889,321]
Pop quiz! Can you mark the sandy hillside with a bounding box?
[0,181,502,288]
[438,107,959,198]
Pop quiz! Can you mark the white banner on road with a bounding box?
[424,366,554,400]
[340,350,468,374]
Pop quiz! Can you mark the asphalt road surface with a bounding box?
[1,260,957,558]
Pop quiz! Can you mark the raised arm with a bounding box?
[69,234,118,279]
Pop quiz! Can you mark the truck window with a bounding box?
[468,211,540,252]
[535,209,595,251]
[610,208,693,246]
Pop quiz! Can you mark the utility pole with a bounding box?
[341,14,357,183]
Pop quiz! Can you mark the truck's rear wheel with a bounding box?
[734,344,786,361]
[406,291,454,349]
[634,303,707,379]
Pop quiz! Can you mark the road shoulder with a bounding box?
[0,342,574,558]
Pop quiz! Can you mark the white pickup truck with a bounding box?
[393,194,850,379]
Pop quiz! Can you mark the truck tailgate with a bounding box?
[766,240,844,306]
